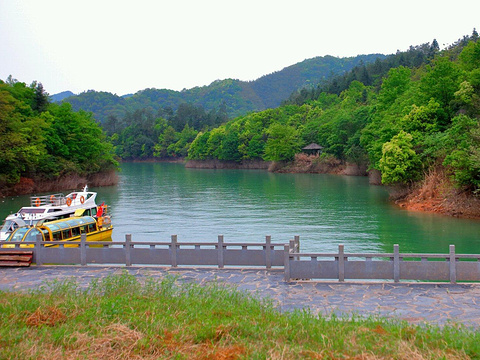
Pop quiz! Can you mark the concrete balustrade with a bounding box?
[1,235,478,284]
[285,243,480,284]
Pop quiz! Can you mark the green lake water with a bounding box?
[1,162,480,254]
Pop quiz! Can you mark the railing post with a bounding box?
[289,239,295,253]
[80,233,87,266]
[125,234,132,267]
[171,235,177,267]
[338,244,345,282]
[294,235,300,260]
[393,244,400,283]
[218,235,224,268]
[311,256,318,279]
[284,244,291,282]
[449,245,456,284]
[265,235,272,269]
[35,233,43,266]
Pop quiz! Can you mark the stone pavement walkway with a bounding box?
[1,266,480,328]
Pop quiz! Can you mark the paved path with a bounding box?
[1,266,480,328]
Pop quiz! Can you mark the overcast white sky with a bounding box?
[1,0,479,96]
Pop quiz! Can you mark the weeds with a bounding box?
[0,272,479,359]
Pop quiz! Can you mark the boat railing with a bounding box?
[30,194,66,207]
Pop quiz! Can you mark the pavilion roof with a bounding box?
[302,143,323,150]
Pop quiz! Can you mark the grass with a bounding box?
[0,273,479,359]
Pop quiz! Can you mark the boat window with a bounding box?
[52,231,62,241]
[45,223,61,232]
[71,226,80,237]
[19,208,45,215]
[25,229,42,242]
[6,228,29,242]
[87,223,96,233]
[62,229,71,239]
[1,220,16,233]
[41,229,51,241]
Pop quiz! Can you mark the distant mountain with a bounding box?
[50,90,75,102]
[56,54,386,123]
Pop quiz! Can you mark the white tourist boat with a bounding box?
[0,185,102,241]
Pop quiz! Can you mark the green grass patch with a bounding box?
[0,272,479,359]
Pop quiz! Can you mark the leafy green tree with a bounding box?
[0,85,46,184]
[376,67,412,109]
[206,127,226,159]
[167,124,198,157]
[399,99,442,137]
[263,124,300,161]
[219,129,241,162]
[154,125,176,158]
[187,131,211,160]
[440,115,480,189]
[459,40,480,71]
[46,103,117,174]
[245,134,265,159]
[419,57,462,120]
[379,131,421,184]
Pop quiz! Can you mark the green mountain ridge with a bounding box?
[58,54,385,123]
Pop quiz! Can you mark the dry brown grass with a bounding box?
[25,306,67,327]
[21,323,248,360]
[396,168,480,219]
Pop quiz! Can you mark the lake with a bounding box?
[1,162,480,254]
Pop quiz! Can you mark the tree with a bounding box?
[441,115,480,189]
[263,124,300,161]
[31,82,49,113]
[154,125,176,158]
[419,57,462,117]
[379,131,421,185]
[45,103,117,174]
[219,129,241,162]
[0,85,46,184]
[187,131,210,160]
[377,67,412,109]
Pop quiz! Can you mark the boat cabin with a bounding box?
[4,216,107,244]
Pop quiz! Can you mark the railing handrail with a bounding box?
[289,252,480,259]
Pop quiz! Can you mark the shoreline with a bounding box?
[0,170,119,198]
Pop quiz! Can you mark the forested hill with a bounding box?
[187,32,480,197]
[58,54,385,123]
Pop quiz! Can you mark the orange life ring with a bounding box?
[80,195,85,204]
[50,195,55,203]
[66,198,72,206]
[35,198,41,207]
